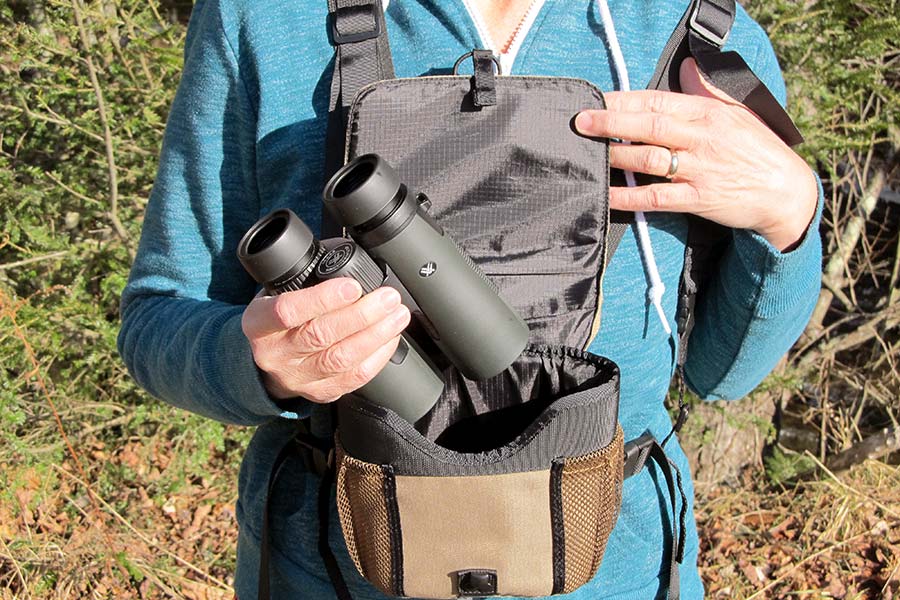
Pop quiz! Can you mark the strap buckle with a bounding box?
[688,0,733,48]
[623,433,655,479]
[329,3,381,45]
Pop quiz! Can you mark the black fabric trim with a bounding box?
[549,461,566,595]
[381,465,405,597]
[337,344,620,476]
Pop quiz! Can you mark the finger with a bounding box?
[242,278,362,338]
[575,109,696,150]
[680,57,770,127]
[609,182,700,213]
[601,89,715,120]
[289,286,403,354]
[678,57,740,105]
[609,144,691,180]
[309,304,410,377]
[301,335,404,404]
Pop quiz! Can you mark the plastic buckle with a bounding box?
[330,3,381,45]
[623,433,655,479]
[455,570,497,596]
[688,0,732,48]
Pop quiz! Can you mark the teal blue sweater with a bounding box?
[117,0,823,598]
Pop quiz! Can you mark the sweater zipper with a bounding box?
[459,0,547,74]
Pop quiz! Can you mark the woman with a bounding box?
[117,0,822,597]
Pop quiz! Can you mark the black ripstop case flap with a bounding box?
[344,76,610,351]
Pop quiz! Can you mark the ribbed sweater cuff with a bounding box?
[726,176,824,318]
[213,311,310,421]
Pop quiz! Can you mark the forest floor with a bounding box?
[1,423,897,600]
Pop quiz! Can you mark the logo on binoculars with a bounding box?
[418,262,437,277]
[320,242,353,274]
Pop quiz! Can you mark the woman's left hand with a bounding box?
[575,58,818,252]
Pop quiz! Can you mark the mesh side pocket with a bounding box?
[557,425,624,593]
[335,443,397,596]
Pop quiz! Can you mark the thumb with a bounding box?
[679,57,739,105]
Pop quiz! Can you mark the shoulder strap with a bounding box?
[623,433,688,600]
[322,0,395,237]
[646,0,802,147]
[606,0,803,373]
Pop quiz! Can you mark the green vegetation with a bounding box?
[1,0,897,598]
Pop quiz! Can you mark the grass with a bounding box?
[1,0,898,597]
[697,460,900,598]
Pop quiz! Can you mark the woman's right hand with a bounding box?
[241,278,411,403]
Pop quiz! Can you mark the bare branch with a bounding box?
[0,251,68,271]
[70,0,134,259]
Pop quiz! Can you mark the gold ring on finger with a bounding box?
[665,149,679,179]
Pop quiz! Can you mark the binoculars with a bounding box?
[238,154,529,422]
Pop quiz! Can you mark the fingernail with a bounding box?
[379,288,401,310]
[390,305,409,325]
[575,111,594,132]
[340,280,362,301]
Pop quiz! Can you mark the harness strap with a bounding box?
[326,0,394,113]
[323,0,395,237]
[604,210,631,267]
[646,0,802,147]
[606,0,804,372]
[256,3,794,599]
[317,453,355,600]
[623,433,688,600]
[258,426,342,600]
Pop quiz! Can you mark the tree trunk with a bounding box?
[680,393,777,490]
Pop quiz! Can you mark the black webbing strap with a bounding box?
[604,210,631,268]
[317,457,354,600]
[623,434,688,600]
[615,0,804,372]
[647,0,802,147]
[258,426,352,600]
[322,0,395,237]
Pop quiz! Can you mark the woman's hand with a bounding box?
[575,58,818,251]
[241,278,411,403]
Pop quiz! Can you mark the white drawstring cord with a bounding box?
[596,0,672,335]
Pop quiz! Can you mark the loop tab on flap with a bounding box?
[452,49,501,107]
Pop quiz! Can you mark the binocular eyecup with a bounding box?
[237,209,444,423]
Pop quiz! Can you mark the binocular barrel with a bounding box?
[323,154,530,380]
[237,209,444,423]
